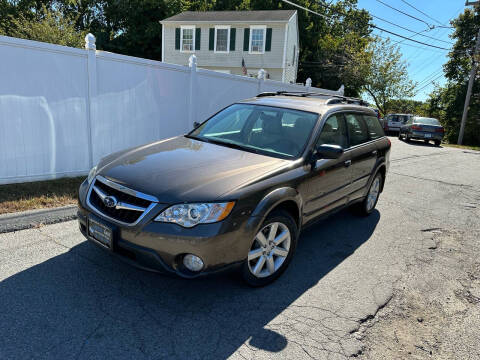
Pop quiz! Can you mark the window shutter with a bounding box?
[175,28,180,50]
[230,28,236,51]
[265,28,272,51]
[243,28,250,51]
[195,28,201,50]
[209,28,215,50]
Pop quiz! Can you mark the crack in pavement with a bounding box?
[389,171,474,188]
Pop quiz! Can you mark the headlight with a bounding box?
[154,202,235,228]
[87,165,97,184]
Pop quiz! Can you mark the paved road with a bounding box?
[0,138,479,359]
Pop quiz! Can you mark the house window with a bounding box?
[215,26,230,53]
[181,26,195,52]
[249,25,266,54]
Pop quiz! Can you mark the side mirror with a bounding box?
[193,122,201,129]
[314,144,344,160]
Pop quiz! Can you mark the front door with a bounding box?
[302,113,352,223]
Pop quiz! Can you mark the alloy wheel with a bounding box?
[247,222,291,278]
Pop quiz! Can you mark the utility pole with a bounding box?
[458,2,480,144]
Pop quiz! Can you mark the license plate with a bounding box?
[424,133,432,138]
[88,217,112,249]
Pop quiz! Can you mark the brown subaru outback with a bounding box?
[77,92,390,286]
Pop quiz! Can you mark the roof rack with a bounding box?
[256,91,370,107]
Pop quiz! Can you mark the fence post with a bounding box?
[257,69,266,94]
[85,33,97,167]
[305,78,312,92]
[188,55,197,131]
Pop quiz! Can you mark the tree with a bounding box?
[0,5,87,48]
[363,37,416,116]
[384,99,427,116]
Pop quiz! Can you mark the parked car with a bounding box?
[384,113,413,134]
[399,116,444,146]
[77,92,391,286]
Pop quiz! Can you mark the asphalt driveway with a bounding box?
[1,138,479,359]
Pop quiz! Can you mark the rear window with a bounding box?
[363,115,385,139]
[414,117,441,126]
[388,114,410,123]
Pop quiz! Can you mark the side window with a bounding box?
[345,114,369,146]
[363,115,385,140]
[316,114,348,148]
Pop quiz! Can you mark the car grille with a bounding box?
[88,176,157,225]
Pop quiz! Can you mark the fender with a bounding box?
[246,187,303,235]
[365,158,387,196]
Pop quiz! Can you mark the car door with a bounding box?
[302,113,352,222]
[344,113,378,199]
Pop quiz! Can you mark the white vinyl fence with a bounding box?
[0,34,340,185]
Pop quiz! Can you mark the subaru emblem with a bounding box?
[103,196,117,208]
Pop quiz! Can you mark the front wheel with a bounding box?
[242,210,298,287]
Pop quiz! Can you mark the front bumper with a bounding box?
[77,180,257,278]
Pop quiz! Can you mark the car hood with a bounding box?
[97,136,290,203]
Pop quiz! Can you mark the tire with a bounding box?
[356,173,383,216]
[424,139,429,144]
[398,131,403,140]
[434,140,441,147]
[405,133,411,142]
[242,210,298,287]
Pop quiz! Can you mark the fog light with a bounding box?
[183,254,204,272]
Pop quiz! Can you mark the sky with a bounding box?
[354,0,466,101]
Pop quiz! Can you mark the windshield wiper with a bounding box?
[187,135,259,154]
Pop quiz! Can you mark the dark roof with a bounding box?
[161,10,296,23]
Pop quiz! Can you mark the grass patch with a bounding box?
[0,177,85,215]
[443,143,480,151]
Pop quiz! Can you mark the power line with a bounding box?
[375,0,432,28]
[375,0,454,30]
[395,28,431,45]
[371,14,453,44]
[375,33,448,53]
[400,0,447,27]
[415,69,444,87]
[373,25,450,50]
[414,74,444,94]
[282,0,452,50]
[281,0,330,20]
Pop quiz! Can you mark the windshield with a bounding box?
[414,117,441,126]
[188,104,319,158]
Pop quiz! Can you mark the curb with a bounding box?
[0,205,77,234]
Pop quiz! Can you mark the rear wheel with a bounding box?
[242,210,298,287]
[356,173,383,216]
[434,140,441,147]
[405,133,411,142]
[424,139,430,144]
[398,131,403,140]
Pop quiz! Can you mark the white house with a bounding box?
[160,10,299,83]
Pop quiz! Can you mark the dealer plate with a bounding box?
[88,217,112,249]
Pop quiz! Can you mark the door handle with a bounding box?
[344,160,352,167]
[372,150,378,155]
